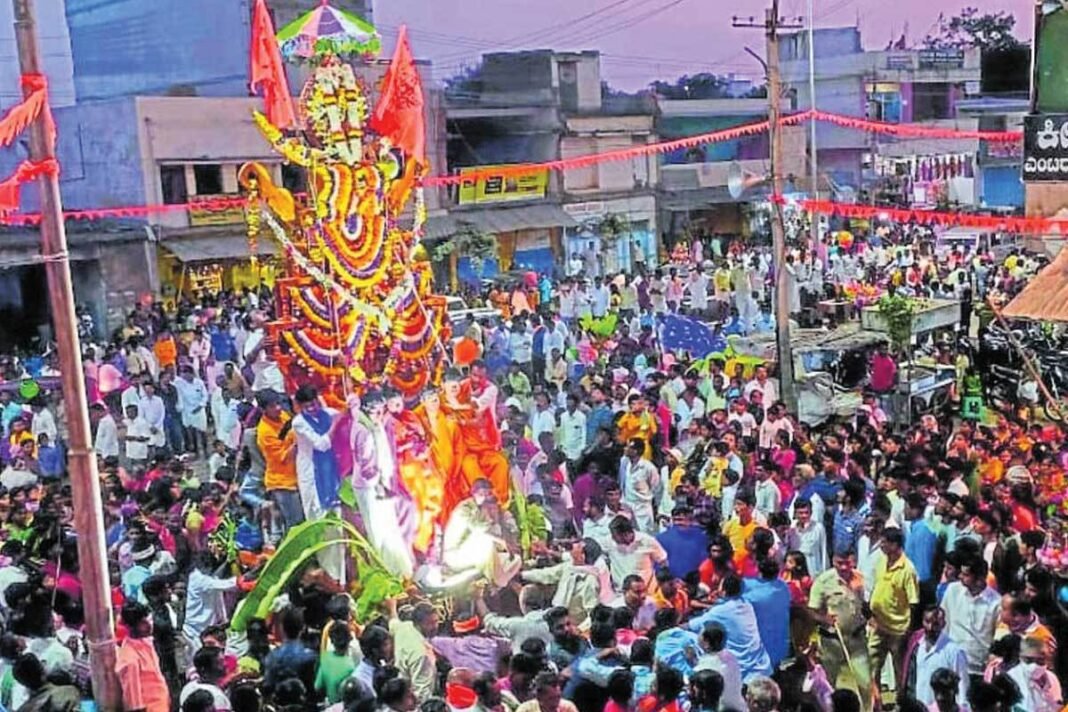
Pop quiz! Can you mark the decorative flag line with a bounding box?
[0,109,1029,223]
[8,194,1063,236]
[809,110,1022,143]
[798,198,1068,235]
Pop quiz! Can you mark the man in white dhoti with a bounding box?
[174,364,208,457]
[350,391,416,579]
[292,385,345,581]
[442,479,522,588]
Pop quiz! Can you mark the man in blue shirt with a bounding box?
[684,574,772,682]
[904,491,941,601]
[742,559,792,667]
[656,506,709,580]
[585,386,615,441]
[832,479,867,557]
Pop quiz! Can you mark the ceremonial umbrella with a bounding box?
[276,0,381,61]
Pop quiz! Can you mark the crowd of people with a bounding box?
[0,225,1062,712]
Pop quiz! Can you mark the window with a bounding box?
[159,165,188,205]
[866,83,902,123]
[282,163,308,193]
[912,83,952,121]
[193,164,223,195]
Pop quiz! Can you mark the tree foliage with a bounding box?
[432,222,498,277]
[443,64,483,100]
[923,7,1023,52]
[649,72,731,99]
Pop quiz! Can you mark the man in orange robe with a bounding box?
[440,364,510,507]
[384,388,444,554]
[617,393,658,461]
[415,388,469,525]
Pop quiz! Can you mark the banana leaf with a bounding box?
[230,515,397,631]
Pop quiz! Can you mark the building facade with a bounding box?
[780,27,982,206]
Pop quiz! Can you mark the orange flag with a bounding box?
[250,0,296,130]
[370,26,426,166]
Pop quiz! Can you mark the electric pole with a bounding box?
[12,0,121,709]
[734,0,801,414]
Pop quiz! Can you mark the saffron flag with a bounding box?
[370,26,426,166]
[250,0,297,130]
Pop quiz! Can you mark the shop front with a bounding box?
[563,195,658,275]
[158,231,280,305]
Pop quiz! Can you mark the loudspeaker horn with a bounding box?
[727,161,768,199]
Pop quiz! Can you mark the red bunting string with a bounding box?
[810,110,1022,143]
[0,106,1030,221]
[797,198,1068,235]
[0,159,59,214]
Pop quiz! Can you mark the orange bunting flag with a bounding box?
[250,0,297,130]
[370,26,426,166]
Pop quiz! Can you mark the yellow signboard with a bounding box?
[457,165,548,205]
[188,194,246,227]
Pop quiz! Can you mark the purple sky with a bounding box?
[375,0,1033,90]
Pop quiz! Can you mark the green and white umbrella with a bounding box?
[276,0,381,60]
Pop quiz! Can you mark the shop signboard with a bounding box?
[457,165,548,205]
[188,194,246,227]
[1023,114,1068,182]
[918,49,964,69]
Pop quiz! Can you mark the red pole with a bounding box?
[11,1,121,709]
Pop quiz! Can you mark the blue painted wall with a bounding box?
[65,0,251,101]
[0,98,147,214]
[981,166,1024,209]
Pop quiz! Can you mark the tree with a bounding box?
[923,7,1023,52]
[431,222,498,283]
[443,64,483,100]
[649,72,730,99]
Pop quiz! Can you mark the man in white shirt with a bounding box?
[291,385,344,579]
[727,400,757,439]
[557,394,587,462]
[753,464,781,520]
[509,324,533,370]
[619,438,660,534]
[912,607,969,707]
[122,404,152,469]
[688,269,710,318]
[91,402,119,459]
[243,311,286,396]
[29,401,57,444]
[940,556,1001,677]
[792,498,827,576]
[591,278,610,318]
[676,388,705,432]
[120,374,144,414]
[530,392,557,444]
[744,366,779,410]
[605,514,668,593]
[138,380,167,455]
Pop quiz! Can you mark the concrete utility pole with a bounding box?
[734,0,801,414]
[806,0,820,248]
[12,0,122,709]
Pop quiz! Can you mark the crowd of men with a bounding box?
[0,226,1062,712]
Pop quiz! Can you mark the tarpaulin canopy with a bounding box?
[1002,249,1068,322]
[162,234,279,263]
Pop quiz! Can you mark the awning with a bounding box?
[1002,249,1068,322]
[162,234,280,263]
[424,204,578,240]
[659,186,773,211]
